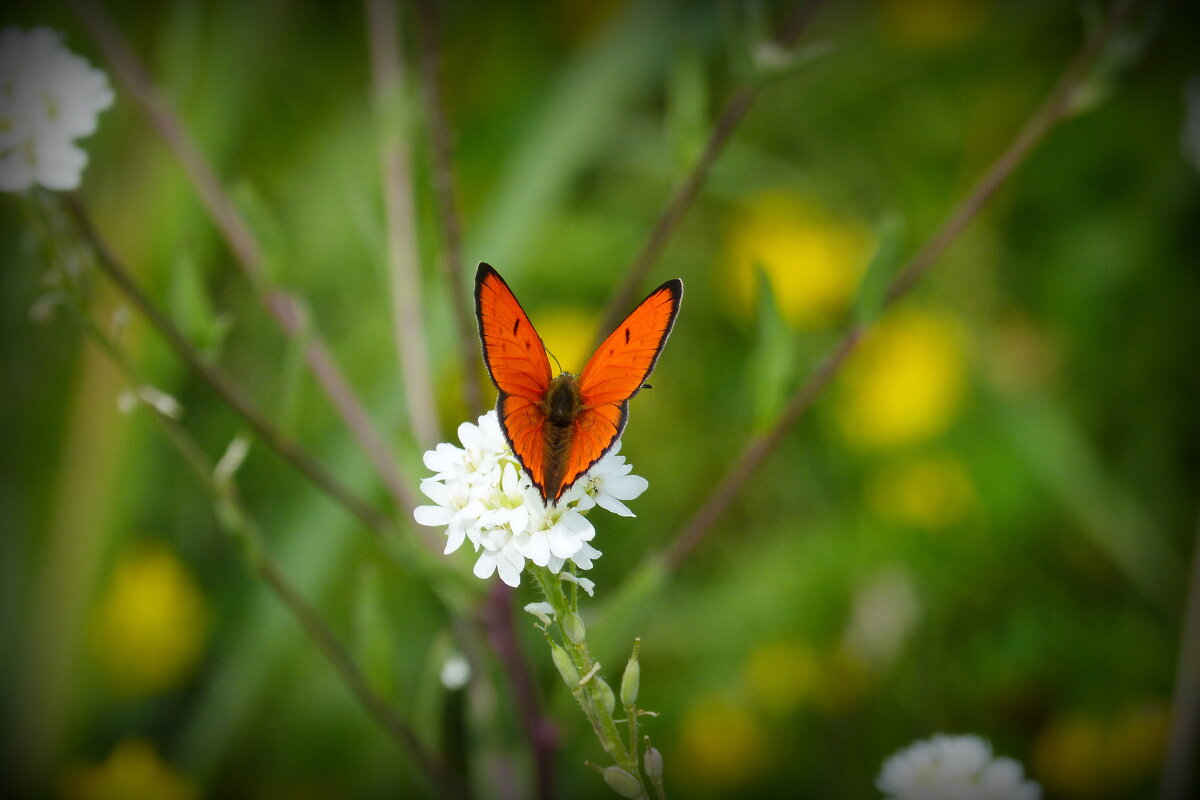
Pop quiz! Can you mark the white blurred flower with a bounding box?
[877,734,1041,800]
[0,26,114,192]
[439,652,471,690]
[414,411,648,589]
[842,566,921,669]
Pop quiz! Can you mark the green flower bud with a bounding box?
[550,640,580,687]
[601,766,643,799]
[593,676,616,715]
[644,744,663,781]
[563,611,586,644]
[620,640,641,709]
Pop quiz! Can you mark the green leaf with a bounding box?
[666,48,708,168]
[750,263,797,431]
[353,564,396,702]
[853,212,906,325]
[166,250,230,358]
[229,180,287,286]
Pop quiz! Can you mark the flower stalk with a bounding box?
[48,280,469,800]
[531,566,657,799]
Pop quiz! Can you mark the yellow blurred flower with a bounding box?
[60,739,198,800]
[881,0,990,48]
[744,639,821,713]
[676,692,770,791]
[837,309,969,449]
[1032,702,1170,798]
[90,544,210,695]
[726,192,874,330]
[868,454,975,529]
[1105,702,1171,787]
[530,307,597,374]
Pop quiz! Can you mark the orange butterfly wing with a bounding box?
[475,263,553,492]
[552,278,683,499]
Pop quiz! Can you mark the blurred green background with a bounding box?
[3,0,1198,798]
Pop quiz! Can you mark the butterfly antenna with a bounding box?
[546,347,565,374]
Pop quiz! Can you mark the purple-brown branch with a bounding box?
[365,0,442,449]
[408,4,554,790]
[65,194,399,541]
[664,0,1143,570]
[1160,506,1200,800]
[70,0,421,517]
[482,583,559,800]
[72,312,467,799]
[594,0,826,341]
[415,0,485,417]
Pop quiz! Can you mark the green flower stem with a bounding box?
[66,309,470,800]
[531,567,649,799]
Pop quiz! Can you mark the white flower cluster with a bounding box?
[414,411,648,589]
[0,26,114,192]
[877,734,1041,800]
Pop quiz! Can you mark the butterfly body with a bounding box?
[546,373,583,427]
[475,263,682,505]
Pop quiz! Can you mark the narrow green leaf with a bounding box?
[666,48,708,168]
[353,565,396,702]
[853,212,906,325]
[229,180,287,286]
[166,251,229,358]
[750,263,797,431]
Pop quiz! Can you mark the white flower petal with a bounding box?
[472,552,497,580]
[516,531,551,567]
[507,503,529,535]
[595,493,635,517]
[570,541,602,570]
[547,522,583,559]
[560,572,596,597]
[559,509,595,541]
[414,504,453,527]
[601,473,649,501]
[418,478,453,506]
[496,550,524,587]
[523,602,556,625]
[413,410,641,590]
[444,521,467,554]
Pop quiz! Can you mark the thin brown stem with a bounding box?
[409,4,552,789]
[595,0,826,341]
[481,583,558,800]
[257,558,468,799]
[70,0,419,514]
[666,326,864,568]
[64,194,395,541]
[414,0,484,417]
[365,0,441,447]
[664,0,1142,569]
[73,313,468,800]
[1160,504,1200,800]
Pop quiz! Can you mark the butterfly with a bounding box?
[474,263,683,505]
